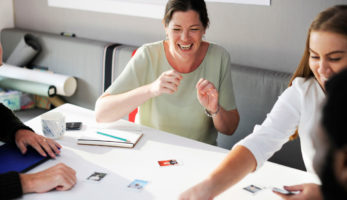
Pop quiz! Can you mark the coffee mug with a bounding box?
[41,112,66,139]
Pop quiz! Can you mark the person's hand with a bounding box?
[149,70,182,97]
[196,78,219,114]
[20,163,77,193]
[273,183,323,200]
[15,129,61,158]
[179,179,214,200]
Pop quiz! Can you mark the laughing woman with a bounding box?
[95,0,239,145]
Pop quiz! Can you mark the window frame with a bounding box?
[48,0,270,19]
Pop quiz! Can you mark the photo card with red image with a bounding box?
[157,159,181,167]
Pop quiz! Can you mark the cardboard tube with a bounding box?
[0,77,56,97]
[6,34,41,67]
[0,64,77,96]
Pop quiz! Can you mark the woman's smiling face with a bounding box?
[309,31,347,89]
[165,10,205,61]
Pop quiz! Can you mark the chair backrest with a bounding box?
[109,45,138,121]
[128,49,138,122]
[110,45,138,81]
[218,64,291,148]
[217,64,305,170]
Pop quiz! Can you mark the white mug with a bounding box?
[41,112,66,139]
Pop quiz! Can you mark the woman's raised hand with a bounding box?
[196,78,219,113]
[150,70,182,97]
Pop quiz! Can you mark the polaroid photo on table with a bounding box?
[243,184,263,194]
[127,179,149,191]
[157,159,182,167]
[85,172,108,183]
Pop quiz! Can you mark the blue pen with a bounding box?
[96,131,129,142]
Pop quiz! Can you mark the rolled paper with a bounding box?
[6,34,41,67]
[0,64,77,96]
[0,77,56,97]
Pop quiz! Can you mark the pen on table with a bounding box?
[96,131,130,142]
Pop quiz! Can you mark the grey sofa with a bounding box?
[226,65,304,170]
[1,28,305,170]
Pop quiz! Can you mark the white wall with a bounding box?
[13,0,346,73]
[0,0,14,34]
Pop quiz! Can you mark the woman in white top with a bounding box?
[180,5,347,200]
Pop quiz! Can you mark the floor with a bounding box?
[15,108,47,122]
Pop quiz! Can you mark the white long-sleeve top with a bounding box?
[236,77,325,173]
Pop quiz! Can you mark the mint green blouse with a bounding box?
[106,41,236,145]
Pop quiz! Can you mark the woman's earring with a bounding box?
[202,35,206,41]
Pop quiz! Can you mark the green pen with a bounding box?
[96,131,130,142]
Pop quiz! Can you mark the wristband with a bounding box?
[205,105,220,118]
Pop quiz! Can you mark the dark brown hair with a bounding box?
[163,0,210,29]
[323,68,347,149]
[289,5,347,140]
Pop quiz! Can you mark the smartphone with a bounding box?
[66,122,82,130]
[272,187,298,195]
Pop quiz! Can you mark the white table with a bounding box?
[19,104,320,200]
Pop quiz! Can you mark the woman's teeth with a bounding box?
[179,44,192,50]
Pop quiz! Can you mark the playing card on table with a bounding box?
[158,159,181,167]
[127,179,148,191]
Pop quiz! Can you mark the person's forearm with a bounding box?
[20,174,34,193]
[207,145,257,198]
[213,108,239,135]
[95,84,153,122]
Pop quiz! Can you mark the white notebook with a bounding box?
[77,129,143,148]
